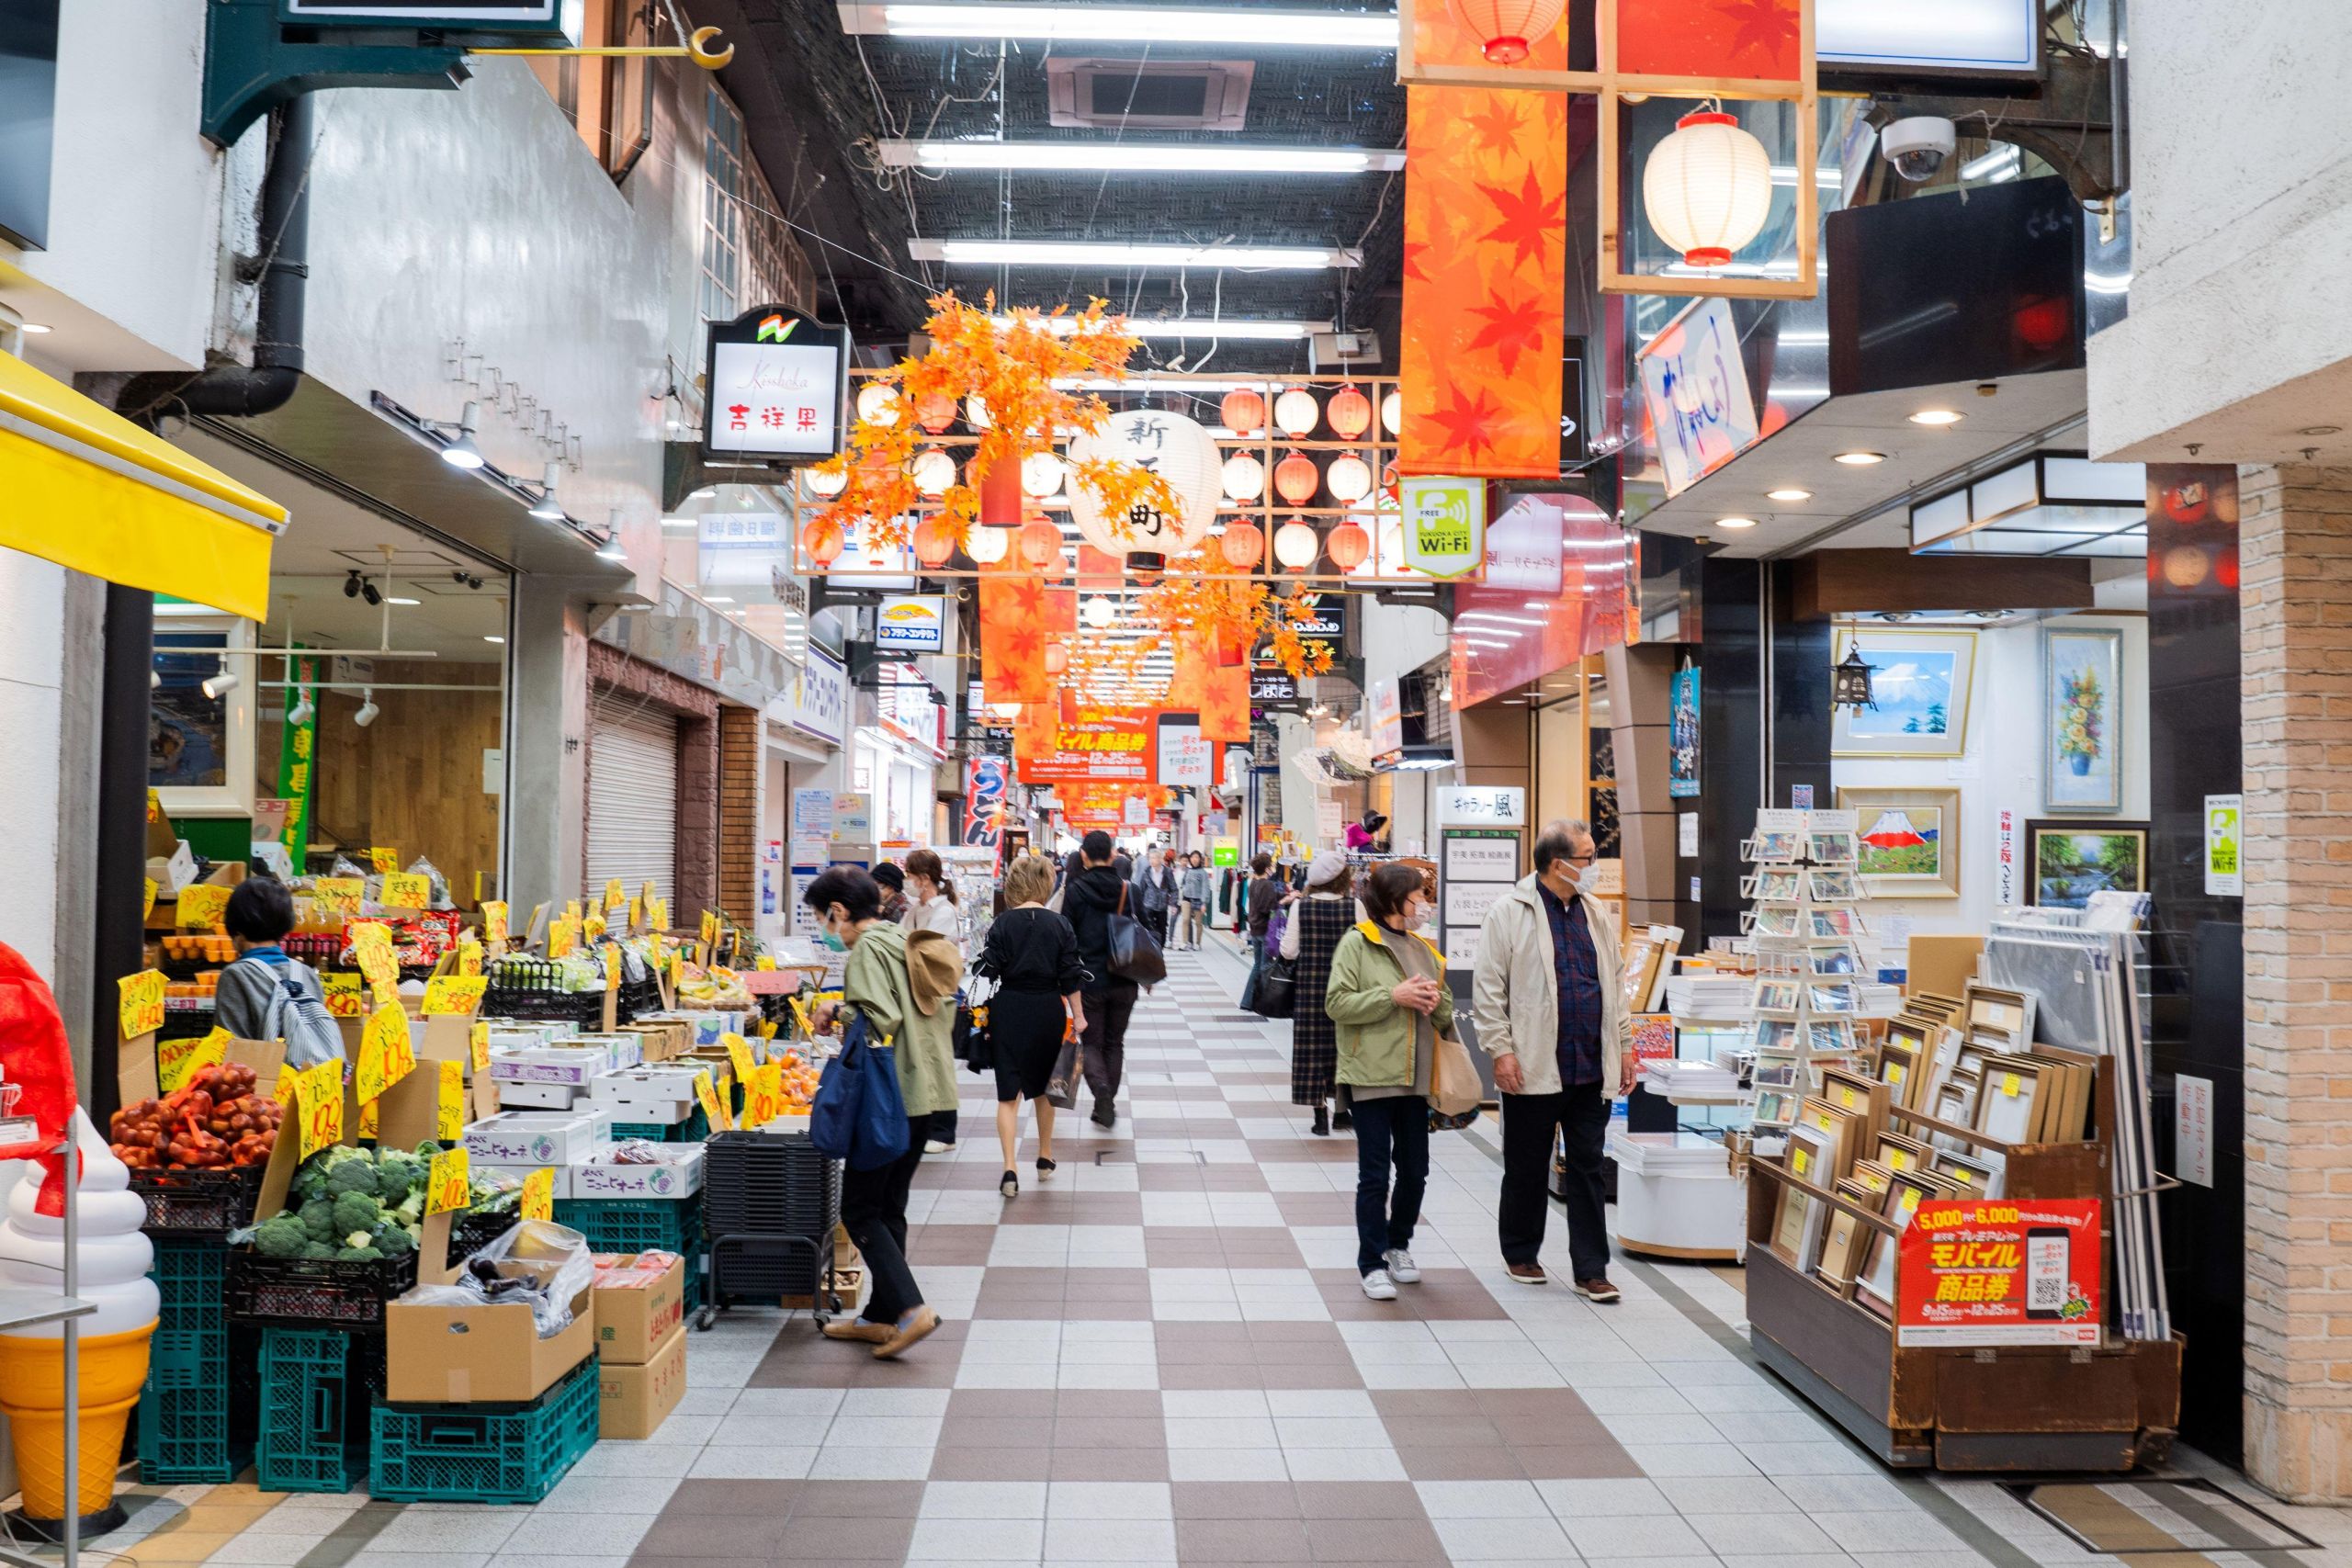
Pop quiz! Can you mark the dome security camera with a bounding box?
[1881,118,1957,183]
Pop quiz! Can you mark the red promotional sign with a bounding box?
[1021,705,1157,786]
[1895,1197,2101,1347]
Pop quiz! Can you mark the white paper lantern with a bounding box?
[855,382,899,426]
[1064,409,1223,563]
[805,465,849,499]
[1272,519,1319,570]
[1272,386,1320,437]
[1380,389,1404,437]
[1641,110,1772,267]
[965,394,992,429]
[1083,595,1117,628]
[910,447,956,496]
[1022,451,1067,498]
[1221,452,1266,502]
[966,522,1011,563]
[1326,454,1374,503]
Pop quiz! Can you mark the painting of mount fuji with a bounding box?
[1838,787,1962,898]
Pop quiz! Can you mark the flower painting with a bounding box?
[1831,628,1977,759]
[2045,628,2123,811]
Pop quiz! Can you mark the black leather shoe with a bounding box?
[1312,1104,1330,1136]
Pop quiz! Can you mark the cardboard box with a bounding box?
[597,1322,686,1438]
[586,1066,703,1123]
[620,1021,691,1064]
[387,1214,596,1404]
[590,1251,686,1363]
[571,1145,704,1201]
[466,1108,613,1167]
[1905,935,1984,1005]
[498,1078,589,1111]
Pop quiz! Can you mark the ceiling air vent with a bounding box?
[1046,58,1254,131]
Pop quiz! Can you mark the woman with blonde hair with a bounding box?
[972,853,1085,1197]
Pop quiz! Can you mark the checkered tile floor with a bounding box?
[50,938,2350,1567]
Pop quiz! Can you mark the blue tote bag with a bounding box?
[808,1010,910,1170]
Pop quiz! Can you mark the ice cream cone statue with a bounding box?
[0,942,155,1538]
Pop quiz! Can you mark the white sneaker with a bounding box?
[1384,1249,1421,1284]
[1361,1269,1398,1301]
[923,1140,954,1155]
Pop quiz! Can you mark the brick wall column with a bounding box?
[717,706,759,920]
[675,714,718,919]
[2240,462,2352,1503]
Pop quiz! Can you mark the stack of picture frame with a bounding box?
[1742,807,1872,1133]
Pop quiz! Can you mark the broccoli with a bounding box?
[391,1189,424,1227]
[327,1159,380,1197]
[374,1153,421,1202]
[253,1213,310,1258]
[340,1246,384,1262]
[299,1197,340,1242]
[332,1191,385,1235]
[301,1241,340,1259]
[371,1222,418,1256]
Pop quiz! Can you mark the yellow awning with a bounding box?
[0,351,285,620]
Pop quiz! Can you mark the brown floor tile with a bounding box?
[773,1517,917,1560]
[1254,1143,1358,1163]
[1054,1415,1168,1449]
[1217,1235,1309,1268]
[1171,1482,1306,1519]
[1055,1389,1164,1416]
[1047,1446,1171,1481]
[911,1162,1013,1190]
[1316,1269,1508,1322]
[1370,1390,1483,1417]
[939,1414,1057,1448]
[632,1514,796,1556]
[1510,1442,1648,1480]
[1177,1517,1316,1562]
[928,1446,1055,1481]
[1388,1414,1507,1446]
[1273,1192,1358,1225]
[1394,1444,1527,1481]
[947,1388,1058,1417]
[748,1319,965,1388]
[905,1224,996,1265]
[786,1480,928,1517]
[1293,1481,1430,1519]
[660,1478,803,1515]
[1303,1514,1449,1562]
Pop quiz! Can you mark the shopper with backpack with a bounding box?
[215,877,345,1069]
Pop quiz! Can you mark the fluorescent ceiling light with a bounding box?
[1768,165,1844,187]
[155,602,232,617]
[662,517,697,530]
[992,314,1329,342]
[888,141,1402,175]
[482,635,505,645]
[386,595,422,606]
[1961,145,2021,182]
[839,4,1399,47]
[705,595,737,604]
[912,239,1360,270]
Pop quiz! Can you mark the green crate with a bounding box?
[256,1327,370,1493]
[610,1105,710,1143]
[368,1358,600,1505]
[137,1382,251,1484]
[147,1325,226,1392]
[150,1235,229,1333]
[551,1196,704,1255]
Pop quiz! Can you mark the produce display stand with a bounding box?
[1744,1055,2183,1472]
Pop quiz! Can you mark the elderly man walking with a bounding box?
[1471,819,1631,1302]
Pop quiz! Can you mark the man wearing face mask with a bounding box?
[1472,819,1630,1302]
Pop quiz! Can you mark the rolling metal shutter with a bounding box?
[585,688,678,898]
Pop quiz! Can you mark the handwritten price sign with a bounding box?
[700,909,721,950]
[481,900,510,945]
[119,970,167,1040]
[722,1032,757,1086]
[427,1146,471,1215]
[521,1167,555,1223]
[469,1021,491,1073]
[160,1027,231,1094]
[368,847,401,874]
[435,1060,467,1142]
[322,971,363,1018]
[605,878,628,912]
[144,878,158,919]
[176,883,231,931]
[603,944,623,993]
[356,1004,417,1102]
[693,1069,732,1132]
[548,918,579,959]
[740,1061,786,1129]
[422,975,488,1016]
[456,939,482,978]
[298,1059,346,1160]
[311,876,365,916]
[379,872,431,909]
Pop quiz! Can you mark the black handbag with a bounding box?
[1252,954,1297,1020]
[1107,884,1166,988]
[956,998,993,1074]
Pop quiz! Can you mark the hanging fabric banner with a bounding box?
[1200,659,1250,746]
[979,555,1074,705]
[1399,85,1566,479]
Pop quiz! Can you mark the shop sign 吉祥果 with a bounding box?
[702,304,850,466]
[1398,477,1486,580]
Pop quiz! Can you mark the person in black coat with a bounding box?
[977,853,1084,1198]
[1061,829,1138,1129]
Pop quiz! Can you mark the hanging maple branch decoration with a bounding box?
[1134,569,1336,681]
[806,293,1179,550]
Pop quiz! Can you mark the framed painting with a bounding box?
[1830,627,1979,759]
[2027,819,2149,908]
[152,615,257,819]
[2044,627,2123,812]
[1838,787,1962,899]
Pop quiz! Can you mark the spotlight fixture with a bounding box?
[1765,487,1812,502]
[286,690,314,726]
[1833,450,1886,466]
[361,577,381,607]
[353,689,380,728]
[452,571,484,590]
[344,570,364,599]
[150,668,160,691]
[440,401,486,468]
[1714,516,1759,530]
[1908,409,1964,426]
[200,665,240,699]
[530,461,565,521]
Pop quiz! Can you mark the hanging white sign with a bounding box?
[1065,410,1222,562]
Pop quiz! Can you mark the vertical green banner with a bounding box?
[278,652,316,869]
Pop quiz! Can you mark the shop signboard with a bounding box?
[964,757,1010,848]
[701,304,851,466]
[1816,0,2039,76]
[779,646,846,747]
[831,793,873,840]
[1397,477,1487,581]
[1366,678,1405,763]
[876,661,944,758]
[1435,786,1525,828]
[2204,793,2244,897]
[1638,297,1759,498]
[1021,705,1157,786]
[1250,671,1297,705]
[1894,1197,2103,1346]
[876,594,947,654]
[1668,666,1701,798]
[1157,720,1210,789]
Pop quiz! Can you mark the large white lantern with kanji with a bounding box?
[1065,410,1223,571]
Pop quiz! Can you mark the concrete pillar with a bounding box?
[2239,462,2352,1503]
[505,577,589,916]
[1605,642,1679,931]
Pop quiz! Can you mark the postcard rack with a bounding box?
[1742,1052,2182,1472]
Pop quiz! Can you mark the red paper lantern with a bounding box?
[1019,518,1063,568]
[1328,384,1373,440]
[800,517,845,569]
[1220,521,1265,570]
[1219,388,1268,434]
[914,392,957,434]
[1327,520,1372,570]
[1213,632,1248,668]
[1451,0,1566,63]
[1044,641,1069,676]
[912,513,960,567]
[1273,451,1320,505]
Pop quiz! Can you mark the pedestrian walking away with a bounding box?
[1062,829,1139,1129]
[1283,850,1359,1137]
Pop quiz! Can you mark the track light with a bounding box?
[440,401,486,469]
[344,570,364,599]
[150,668,160,691]
[353,689,379,728]
[200,666,239,699]
[287,690,314,726]
[361,578,381,607]
[530,462,564,521]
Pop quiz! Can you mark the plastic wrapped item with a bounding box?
[329,853,369,881]
[608,1138,668,1166]
[401,1219,591,1337]
[404,857,450,908]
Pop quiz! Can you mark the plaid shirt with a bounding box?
[1539,884,1604,1086]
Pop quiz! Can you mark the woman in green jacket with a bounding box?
[805,865,960,1359]
[1324,862,1453,1302]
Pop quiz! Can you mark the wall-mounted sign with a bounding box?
[964,757,1010,848]
[1250,671,1297,705]
[1639,298,1759,499]
[1816,0,2040,77]
[775,646,846,747]
[1435,786,1526,828]
[1398,477,1487,581]
[875,593,946,653]
[282,0,567,21]
[876,661,944,757]
[1366,678,1405,762]
[701,303,850,466]
[1157,720,1211,789]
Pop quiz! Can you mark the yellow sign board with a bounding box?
[692,1069,731,1132]
[605,878,628,911]
[160,1027,231,1095]
[722,1032,756,1086]
[368,847,400,874]
[521,1167,555,1223]
[481,900,510,945]
[118,970,167,1041]
[427,1146,471,1215]
[435,1060,467,1142]
[312,877,365,917]
[322,970,363,1019]
[379,872,431,909]
[175,883,232,931]
[297,1059,346,1159]
[356,1004,417,1102]
[422,975,489,1016]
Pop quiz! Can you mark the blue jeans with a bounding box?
[1350,1094,1430,1276]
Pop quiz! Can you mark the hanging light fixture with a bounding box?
[966,523,1011,564]
[1831,646,1878,713]
[1273,451,1319,505]
[1327,385,1373,440]
[912,513,961,566]
[914,391,957,434]
[353,688,380,728]
[1221,452,1266,502]
[800,516,847,568]
[805,463,849,499]
[1019,517,1063,567]
[1022,451,1067,498]
[1381,389,1404,436]
[1272,519,1318,570]
[1220,521,1265,570]
[1326,520,1372,570]
[200,664,240,699]
[529,461,565,521]
[286,688,314,726]
[1449,0,1566,63]
[965,393,992,429]
[990,699,1023,719]
[910,447,957,496]
[1044,641,1069,675]
[1272,386,1320,437]
[854,382,899,425]
[1219,388,1268,434]
[440,401,485,469]
[1642,107,1773,267]
[1083,595,1117,628]
[1325,454,1374,503]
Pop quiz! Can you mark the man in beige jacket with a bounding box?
[1471,820,1630,1301]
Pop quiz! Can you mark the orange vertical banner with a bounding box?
[1398,85,1566,479]
[1200,659,1250,745]
[979,556,1073,705]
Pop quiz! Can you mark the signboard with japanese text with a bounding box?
[1366,679,1405,763]
[1021,705,1158,786]
[1435,786,1526,828]
[1156,720,1210,789]
[1639,298,1760,498]
[776,646,847,747]
[876,594,948,653]
[964,756,1010,848]
[1895,1196,2102,1346]
[1398,477,1487,581]
[701,304,851,466]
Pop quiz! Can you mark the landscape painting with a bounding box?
[1831,628,1978,759]
[1838,787,1962,898]
[2028,820,2148,908]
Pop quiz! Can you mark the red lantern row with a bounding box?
[1218,383,1376,440]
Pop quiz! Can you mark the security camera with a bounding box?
[1881,117,1956,183]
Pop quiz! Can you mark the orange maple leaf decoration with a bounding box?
[1464,291,1553,378]
[1476,166,1566,275]
[1135,570,1335,683]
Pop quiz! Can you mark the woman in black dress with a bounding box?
[1283,850,1359,1136]
[977,853,1085,1198]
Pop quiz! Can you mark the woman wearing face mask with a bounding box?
[802,865,959,1358]
[1323,863,1452,1302]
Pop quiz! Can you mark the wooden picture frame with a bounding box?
[1831,626,1980,759]
[2043,626,2124,813]
[2026,818,2149,909]
[1838,786,1962,900]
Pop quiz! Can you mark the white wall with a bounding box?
[0,548,65,977]
[1831,614,2149,952]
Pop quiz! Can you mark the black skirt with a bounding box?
[989,987,1067,1102]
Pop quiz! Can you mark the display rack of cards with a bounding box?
[1740,809,1872,1137]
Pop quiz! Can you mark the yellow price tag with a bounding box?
[356,1004,417,1102]
[160,1027,232,1094]
[692,1069,732,1132]
[700,909,720,949]
[1886,1149,1912,1170]
[740,1061,786,1130]
[322,971,363,1019]
[469,1021,491,1073]
[1888,1063,1905,1084]
[723,1032,756,1085]
[548,918,578,959]
[481,900,510,945]
[521,1167,555,1223]
[457,941,482,978]
[668,948,684,990]
[756,955,776,972]
[2000,1072,2021,1097]
[422,975,489,1016]
[1837,1086,1857,1107]
[639,879,658,913]
[380,872,431,909]
[563,899,582,927]
[298,1059,346,1160]
[649,897,669,934]
[435,1060,467,1142]
[360,1098,379,1139]
[144,878,158,919]
[368,847,401,874]
[604,944,622,992]
[605,878,628,912]
[176,883,232,931]
[627,897,642,932]
[427,1146,471,1215]
[147,787,165,828]
[312,876,365,917]
[118,970,167,1040]
[274,1061,299,1105]
[1951,1167,1974,1186]
[1791,1147,1812,1177]
[584,912,607,944]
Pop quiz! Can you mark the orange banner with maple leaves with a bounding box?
[1619,0,1801,79]
[1398,85,1566,479]
[1200,660,1250,746]
[979,556,1074,705]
